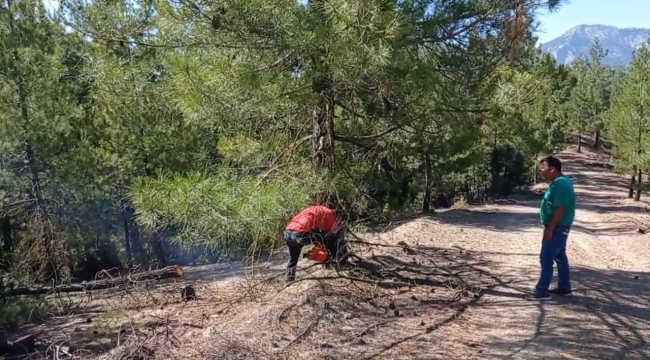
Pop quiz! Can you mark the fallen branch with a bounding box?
[277,296,310,323]
[2,266,184,297]
[348,239,404,248]
[280,312,324,351]
[340,321,390,343]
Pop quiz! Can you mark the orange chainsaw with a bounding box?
[305,244,329,262]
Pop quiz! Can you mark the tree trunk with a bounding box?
[121,206,132,264]
[0,217,11,271]
[593,130,601,148]
[629,166,637,198]
[577,135,582,153]
[311,94,335,170]
[308,0,335,171]
[25,142,57,281]
[3,265,184,297]
[422,155,431,213]
[1,216,12,253]
[152,232,167,267]
[19,86,57,282]
[7,3,58,281]
[130,216,147,268]
[635,167,643,201]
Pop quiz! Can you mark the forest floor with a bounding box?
[16,145,650,359]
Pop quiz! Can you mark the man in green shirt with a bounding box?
[529,156,575,301]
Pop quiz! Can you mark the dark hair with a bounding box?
[541,156,562,172]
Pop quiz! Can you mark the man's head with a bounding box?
[540,156,562,181]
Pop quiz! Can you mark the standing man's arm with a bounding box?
[543,182,571,241]
[544,207,566,240]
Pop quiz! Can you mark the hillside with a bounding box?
[542,25,650,66]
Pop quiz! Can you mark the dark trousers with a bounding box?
[284,229,340,281]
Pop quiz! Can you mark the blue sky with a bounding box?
[536,0,650,43]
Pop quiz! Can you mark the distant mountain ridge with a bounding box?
[541,25,650,66]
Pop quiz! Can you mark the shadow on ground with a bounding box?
[475,266,650,359]
[344,245,650,359]
[301,248,650,359]
[430,207,638,236]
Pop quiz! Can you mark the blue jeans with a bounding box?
[535,225,572,296]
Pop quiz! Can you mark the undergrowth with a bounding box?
[0,297,51,329]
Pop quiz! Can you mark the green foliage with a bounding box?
[567,40,611,138]
[0,0,583,287]
[0,297,51,329]
[606,45,650,172]
[131,168,328,250]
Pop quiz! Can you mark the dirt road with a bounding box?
[390,146,650,359]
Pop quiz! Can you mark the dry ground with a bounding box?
[13,145,650,359]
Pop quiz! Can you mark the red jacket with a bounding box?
[286,206,337,233]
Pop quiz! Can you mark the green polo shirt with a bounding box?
[540,175,575,227]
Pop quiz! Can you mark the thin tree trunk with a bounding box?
[473,165,477,199]
[635,167,643,201]
[130,218,147,268]
[0,217,11,271]
[463,174,470,202]
[629,166,637,199]
[311,94,335,169]
[577,135,582,153]
[593,130,600,148]
[121,207,132,264]
[635,84,645,202]
[152,232,167,267]
[309,0,335,171]
[422,155,431,213]
[1,216,12,253]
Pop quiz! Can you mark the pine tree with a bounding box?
[607,45,650,201]
[568,40,610,151]
[0,0,82,281]
[55,0,573,249]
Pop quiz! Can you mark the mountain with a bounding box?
[541,25,650,66]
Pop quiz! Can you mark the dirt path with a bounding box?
[393,145,650,359]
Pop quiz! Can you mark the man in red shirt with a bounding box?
[284,204,346,281]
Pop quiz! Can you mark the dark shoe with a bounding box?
[549,287,573,297]
[526,292,552,301]
[286,269,297,282]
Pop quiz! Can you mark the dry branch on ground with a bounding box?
[6,233,498,360]
[2,266,185,297]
